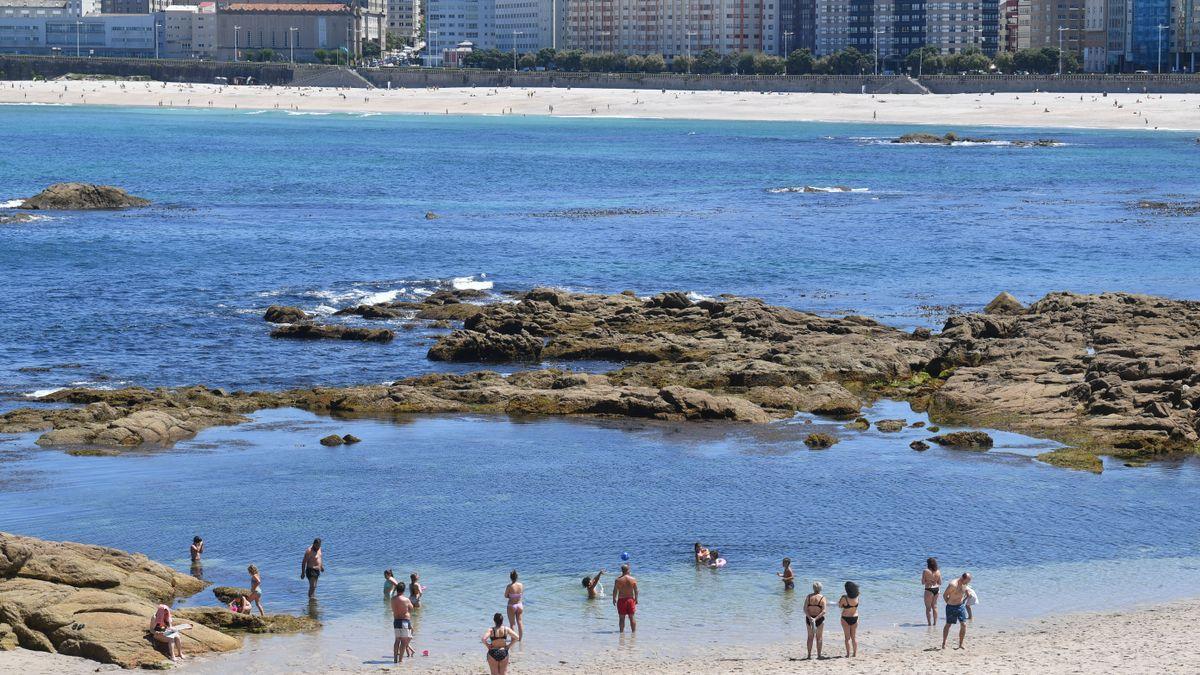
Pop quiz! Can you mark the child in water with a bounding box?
[777,558,795,590]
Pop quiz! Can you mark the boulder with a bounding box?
[875,419,906,432]
[19,183,149,210]
[319,434,344,447]
[0,533,238,668]
[910,440,930,451]
[427,329,543,362]
[804,432,838,449]
[845,417,870,431]
[270,323,394,343]
[927,431,994,450]
[341,434,361,444]
[983,292,1025,315]
[263,305,309,324]
[211,587,252,604]
[175,607,319,634]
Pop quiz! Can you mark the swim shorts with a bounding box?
[945,602,968,625]
[304,567,321,580]
[617,598,637,616]
[393,618,413,638]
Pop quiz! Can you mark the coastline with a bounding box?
[2,80,1200,131]
[5,598,1196,673]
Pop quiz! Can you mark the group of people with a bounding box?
[176,536,975,668]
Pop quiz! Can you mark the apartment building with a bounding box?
[567,0,779,57]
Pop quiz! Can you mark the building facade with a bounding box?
[495,0,565,53]
[100,0,166,14]
[426,0,494,64]
[1171,0,1197,71]
[215,2,356,60]
[386,0,418,44]
[567,0,779,57]
[161,2,216,58]
[0,12,154,55]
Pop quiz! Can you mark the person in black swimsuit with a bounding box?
[804,581,827,660]
[482,612,519,675]
[777,558,795,591]
[838,581,860,658]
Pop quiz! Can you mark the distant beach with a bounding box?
[3,79,1200,130]
[4,597,1197,673]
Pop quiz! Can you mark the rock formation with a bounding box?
[3,289,1198,468]
[0,533,239,667]
[19,183,150,210]
[263,305,309,324]
[270,323,394,343]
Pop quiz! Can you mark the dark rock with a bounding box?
[845,417,870,431]
[20,183,150,210]
[984,291,1025,315]
[647,291,693,310]
[910,440,930,451]
[928,431,994,450]
[341,434,361,444]
[319,434,344,446]
[270,323,394,343]
[875,419,906,432]
[263,305,309,324]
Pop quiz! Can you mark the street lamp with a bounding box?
[1156,23,1168,74]
[289,26,298,63]
[154,22,161,59]
[75,20,81,58]
[234,25,240,62]
[511,30,523,71]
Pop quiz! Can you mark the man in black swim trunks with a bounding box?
[941,572,972,650]
[301,538,324,599]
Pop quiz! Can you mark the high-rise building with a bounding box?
[566,0,779,57]
[779,0,817,54]
[387,0,420,45]
[161,3,217,59]
[1172,0,1198,71]
[1128,0,1168,69]
[426,0,495,64]
[1082,0,1105,70]
[100,0,166,13]
[495,0,566,54]
[1025,0,1084,62]
[815,0,997,68]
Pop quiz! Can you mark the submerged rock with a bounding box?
[19,183,150,210]
[263,305,310,324]
[846,417,870,431]
[342,434,361,444]
[1037,448,1102,473]
[0,532,239,668]
[928,431,994,450]
[910,440,930,451]
[270,323,394,343]
[804,432,838,449]
[875,419,906,432]
[319,434,344,446]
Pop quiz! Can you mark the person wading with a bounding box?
[613,564,639,633]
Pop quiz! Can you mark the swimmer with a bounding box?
[189,536,204,562]
[582,569,605,599]
[409,572,424,608]
[922,557,942,625]
[838,581,860,658]
[693,542,710,564]
[482,611,520,675]
[805,581,827,659]
[777,557,795,590]
[384,569,399,598]
[504,570,524,639]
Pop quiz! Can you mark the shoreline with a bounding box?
[5,597,1197,673]
[2,80,1200,131]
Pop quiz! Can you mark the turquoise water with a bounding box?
[3,107,1200,666]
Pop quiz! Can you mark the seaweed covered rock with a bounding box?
[1037,448,1102,473]
[928,431,994,450]
[270,323,394,343]
[19,183,150,210]
[176,607,319,634]
[263,305,309,324]
[804,432,838,449]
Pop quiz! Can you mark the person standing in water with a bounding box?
[582,569,605,599]
[482,612,520,675]
[777,558,795,591]
[504,570,525,639]
[837,581,860,658]
[922,557,942,626]
[941,572,972,650]
[804,582,827,660]
[391,581,414,663]
[190,536,204,562]
[247,564,265,617]
[409,572,424,608]
[384,570,399,598]
[300,538,324,599]
[613,564,639,633]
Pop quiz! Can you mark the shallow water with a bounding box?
[2,107,1200,396]
[2,403,1199,667]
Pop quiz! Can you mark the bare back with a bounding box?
[922,569,942,588]
[614,574,638,600]
[391,593,413,619]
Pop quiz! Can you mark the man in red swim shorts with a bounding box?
[613,564,639,633]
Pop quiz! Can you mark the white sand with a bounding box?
[3,79,1200,131]
[7,598,1191,673]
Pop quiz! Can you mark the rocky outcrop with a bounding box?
[270,323,394,343]
[983,292,1024,315]
[0,533,239,668]
[19,183,149,210]
[928,431,994,450]
[319,434,344,446]
[263,305,309,324]
[175,607,318,635]
[804,432,837,449]
[910,440,930,451]
[4,289,1200,467]
[334,288,487,323]
[1036,448,1103,473]
[875,419,906,432]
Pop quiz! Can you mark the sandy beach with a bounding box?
[3,598,1196,673]
[3,79,1200,130]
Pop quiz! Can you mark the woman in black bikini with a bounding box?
[482,612,520,675]
[922,557,942,626]
[838,581,860,658]
[804,581,827,660]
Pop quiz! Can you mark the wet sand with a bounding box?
[3,80,1200,131]
[6,597,1190,673]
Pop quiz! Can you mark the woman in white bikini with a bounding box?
[482,612,520,675]
[922,557,942,626]
[504,570,524,639]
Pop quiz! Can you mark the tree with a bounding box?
[945,48,990,73]
[993,51,1015,74]
[754,53,785,75]
[819,47,874,75]
[557,49,583,71]
[905,46,943,75]
[536,48,557,68]
[642,54,666,73]
[625,54,644,72]
[671,55,695,73]
[519,53,537,70]
[361,39,381,59]
[736,52,757,74]
[719,53,739,74]
[694,48,720,74]
[786,48,815,74]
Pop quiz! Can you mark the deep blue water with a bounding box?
[2,106,1200,398]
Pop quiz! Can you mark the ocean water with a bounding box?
[3,106,1200,667]
[2,106,1200,397]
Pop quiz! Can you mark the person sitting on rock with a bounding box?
[150,603,185,661]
